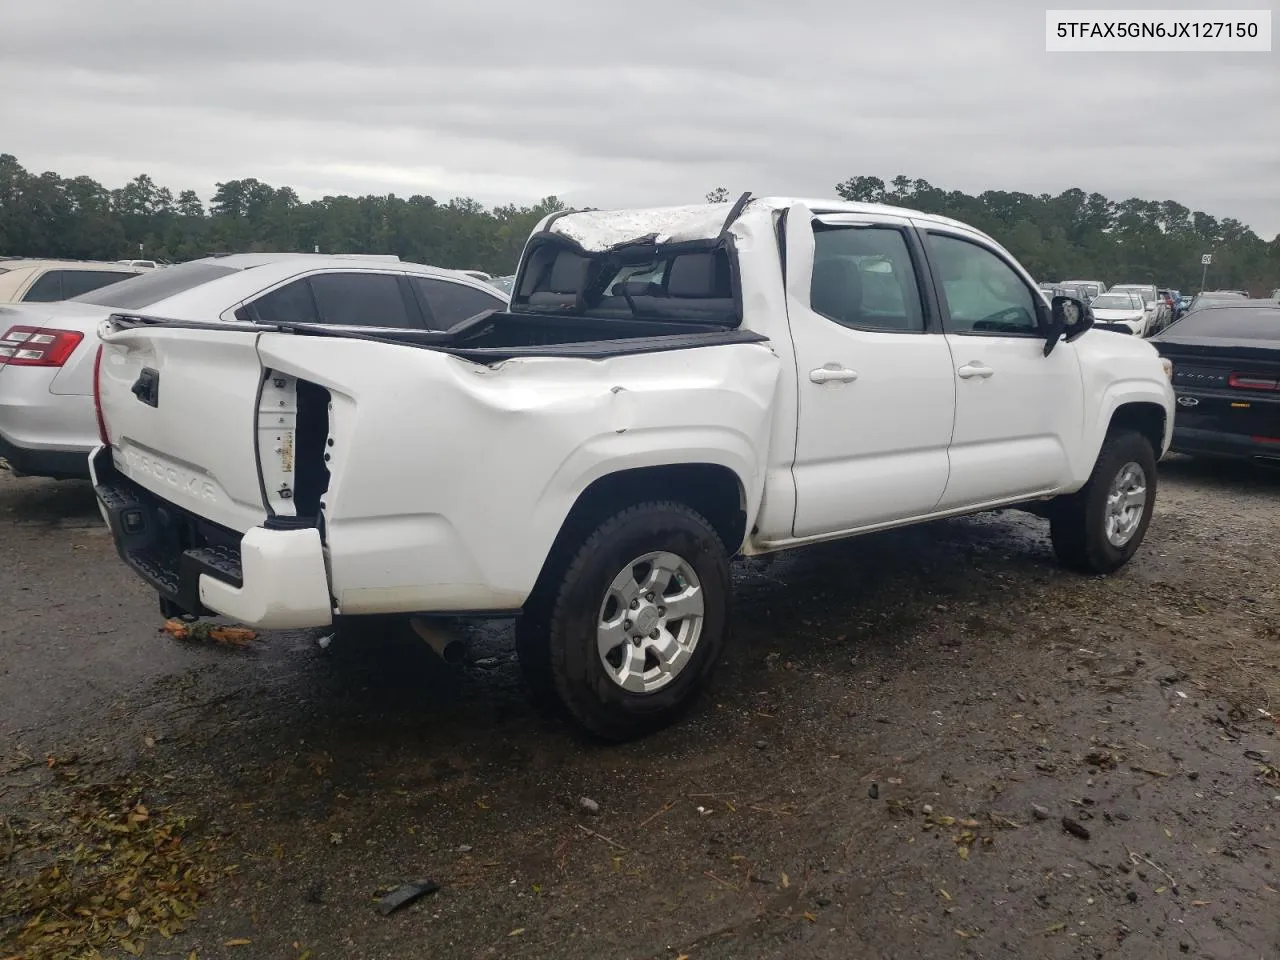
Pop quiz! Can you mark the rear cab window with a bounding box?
[512,241,740,326]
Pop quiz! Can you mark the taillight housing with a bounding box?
[1228,373,1280,391]
[93,343,109,445]
[0,325,84,367]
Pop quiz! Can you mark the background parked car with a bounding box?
[0,254,507,480]
[1151,301,1280,460]
[1060,279,1106,300]
[1186,290,1250,314]
[0,260,148,304]
[1111,283,1170,333]
[1088,290,1148,335]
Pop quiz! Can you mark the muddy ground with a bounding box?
[2,459,1278,960]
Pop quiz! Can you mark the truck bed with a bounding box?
[109,310,770,363]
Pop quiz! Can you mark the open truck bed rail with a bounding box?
[103,311,771,363]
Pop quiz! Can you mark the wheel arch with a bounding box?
[1106,400,1168,455]
[525,463,748,613]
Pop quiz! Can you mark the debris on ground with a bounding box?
[1031,803,1050,821]
[0,773,217,960]
[579,797,600,816]
[1061,817,1091,841]
[161,619,258,647]
[376,880,441,916]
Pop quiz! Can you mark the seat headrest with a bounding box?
[811,258,863,322]
[546,251,588,294]
[667,251,732,299]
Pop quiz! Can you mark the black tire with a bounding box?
[1050,429,1158,574]
[540,501,730,741]
[514,606,566,717]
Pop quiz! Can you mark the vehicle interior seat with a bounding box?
[526,250,588,309]
[811,258,863,327]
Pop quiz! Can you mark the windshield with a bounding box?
[69,261,240,309]
[1162,306,1280,340]
[1092,293,1142,310]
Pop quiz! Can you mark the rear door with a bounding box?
[784,205,957,537]
[98,324,269,532]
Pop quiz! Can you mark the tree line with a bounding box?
[2,154,1277,293]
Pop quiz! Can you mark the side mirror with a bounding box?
[1044,295,1093,356]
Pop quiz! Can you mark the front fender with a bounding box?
[1082,377,1175,473]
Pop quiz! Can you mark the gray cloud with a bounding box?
[2,0,1276,237]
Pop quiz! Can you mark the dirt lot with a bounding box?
[2,460,1278,960]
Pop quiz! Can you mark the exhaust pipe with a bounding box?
[409,617,467,665]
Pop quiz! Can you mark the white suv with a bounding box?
[0,254,506,480]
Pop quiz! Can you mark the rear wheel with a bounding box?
[537,501,730,741]
[1051,429,1157,574]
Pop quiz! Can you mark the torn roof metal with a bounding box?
[542,197,986,252]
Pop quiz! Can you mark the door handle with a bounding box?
[809,366,859,384]
[956,362,994,380]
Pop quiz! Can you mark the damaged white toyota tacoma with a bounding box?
[91,196,1175,740]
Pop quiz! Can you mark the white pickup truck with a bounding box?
[91,196,1175,739]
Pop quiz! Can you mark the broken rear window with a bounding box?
[515,245,737,326]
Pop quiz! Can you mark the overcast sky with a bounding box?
[1,0,1277,237]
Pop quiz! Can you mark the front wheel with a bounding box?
[1050,430,1157,574]
[541,502,731,741]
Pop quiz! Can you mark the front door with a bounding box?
[785,205,957,538]
[920,228,1085,509]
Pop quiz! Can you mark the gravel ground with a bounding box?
[2,458,1278,960]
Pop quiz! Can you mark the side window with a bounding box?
[252,279,318,325]
[309,272,416,328]
[411,277,503,330]
[21,271,66,302]
[810,225,925,332]
[59,270,137,299]
[926,234,1039,335]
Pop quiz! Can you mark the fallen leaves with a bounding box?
[0,774,219,960]
[162,619,259,647]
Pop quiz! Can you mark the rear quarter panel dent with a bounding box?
[255,334,781,608]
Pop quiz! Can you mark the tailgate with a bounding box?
[97,324,270,532]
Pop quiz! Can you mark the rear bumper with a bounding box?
[1170,426,1280,461]
[90,445,334,629]
[0,430,91,479]
[0,366,96,479]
